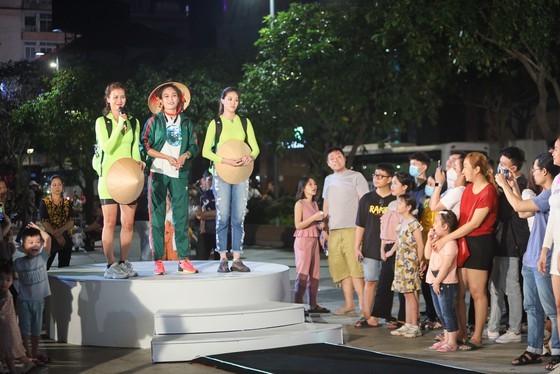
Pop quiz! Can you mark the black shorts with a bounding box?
[463,234,495,271]
[100,199,137,206]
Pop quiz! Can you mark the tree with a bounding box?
[0,61,45,193]
[241,2,447,175]
[372,0,560,140]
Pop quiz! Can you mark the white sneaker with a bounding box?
[390,324,411,336]
[483,328,500,340]
[495,331,522,344]
[403,326,422,338]
[122,260,138,277]
[104,263,129,279]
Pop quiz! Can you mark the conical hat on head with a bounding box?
[106,158,145,204]
[147,82,191,114]
[215,140,254,185]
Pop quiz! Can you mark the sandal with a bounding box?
[434,332,445,341]
[458,341,482,351]
[437,344,458,352]
[546,355,560,371]
[429,341,445,350]
[354,318,380,328]
[386,320,404,329]
[512,351,542,366]
[308,305,331,314]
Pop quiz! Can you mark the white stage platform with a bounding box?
[47,261,291,349]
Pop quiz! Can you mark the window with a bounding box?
[24,15,36,32]
[39,13,52,32]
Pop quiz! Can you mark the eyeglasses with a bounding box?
[372,174,391,179]
[531,167,542,173]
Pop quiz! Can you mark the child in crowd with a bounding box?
[13,223,51,366]
[0,261,35,373]
[425,210,459,352]
[390,194,424,338]
[293,177,330,315]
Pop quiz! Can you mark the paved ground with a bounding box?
[13,230,553,374]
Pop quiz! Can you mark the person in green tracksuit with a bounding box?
[141,82,198,275]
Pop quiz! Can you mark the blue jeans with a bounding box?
[430,283,458,332]
[212,173,248,253]
[522,265,560,355]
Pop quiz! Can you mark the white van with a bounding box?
[344,142,490,179]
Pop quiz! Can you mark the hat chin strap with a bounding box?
[163,108,182,116]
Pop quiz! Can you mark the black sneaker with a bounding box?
[217,259,230,273]
[231,259,250,272]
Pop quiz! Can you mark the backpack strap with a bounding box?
[213,116,248,147]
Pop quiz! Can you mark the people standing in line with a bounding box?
[418,175,440,329]
[0,261,35,373]
[354,163,396,328]
[430,156,467,218]
[15,181,39,243]
[195,172,219,261]
[487,146,529,343]
[134,184,152,261]
[389,194,424,338]
[408,152,437,325]
[293,176,330,314]
[370,172,415,328]
[39,176,74,270]
[142,82,198,275]
[496,152,560,368]
[435,152,498,351]
[320,147,369,315]
[95,82,144,279]
[445,151,467,189]
[13,223,51,366]
[202,87,259,273]
[540,136,560,370]
[425,210,459,352]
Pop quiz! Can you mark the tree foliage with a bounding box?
[241,1,447,174]
[372,0,560,139]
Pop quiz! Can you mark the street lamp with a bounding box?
[26,148,34,166]
[49,56,59,71]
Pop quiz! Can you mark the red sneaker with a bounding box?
[154,260,166,275]
[178,259,198,274]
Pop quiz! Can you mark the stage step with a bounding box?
[151,322,344,363]
[154,301,305,334]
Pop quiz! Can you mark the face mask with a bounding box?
[446,168,457,188]
[409,165,420,178]
[424,185,434,197]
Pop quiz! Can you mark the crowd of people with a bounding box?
[2,77,560,371]
[303,138,560,371]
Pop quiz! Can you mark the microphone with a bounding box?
[118,107,127,131]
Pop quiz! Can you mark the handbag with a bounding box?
[457,236,470,267]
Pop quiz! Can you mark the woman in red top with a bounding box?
[435,152,498,351]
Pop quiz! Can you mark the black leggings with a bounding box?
[46,232,72,270]
[371,244,405,321]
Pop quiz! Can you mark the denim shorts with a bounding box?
[430,283,458,332]
[17,298,44,336]
[363,258,382,282]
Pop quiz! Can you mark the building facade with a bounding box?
[0,0,68,62]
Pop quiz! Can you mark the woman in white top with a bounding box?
[539,136,560,370]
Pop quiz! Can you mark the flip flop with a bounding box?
[334,308,355,316]
[308,305,331,314]
[459,341,482,351]
[355,318,380,328]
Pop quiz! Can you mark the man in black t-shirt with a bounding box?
[354,163,396,328]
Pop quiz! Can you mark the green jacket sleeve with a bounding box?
[202,120,221,164]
